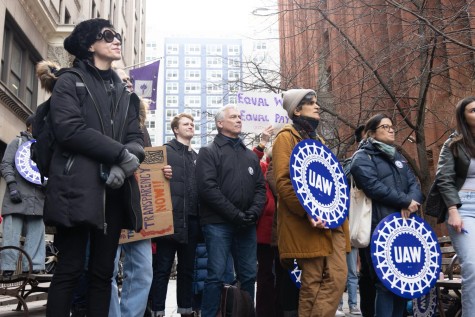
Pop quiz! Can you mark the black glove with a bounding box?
[233,211,254,227]
[117,149,140,177]
[106,165,126,189]
[244,210,259,224]
[8,182,22,204]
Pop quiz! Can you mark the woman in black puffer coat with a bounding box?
[350,113,423,317]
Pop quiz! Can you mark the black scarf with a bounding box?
[292,116,320,139]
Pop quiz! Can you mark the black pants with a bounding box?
[359,247,376,317]
[46,190,124,317]
[256,244,277,317]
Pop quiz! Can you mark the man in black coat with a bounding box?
[149,113,199,317]
[196,104,266,316]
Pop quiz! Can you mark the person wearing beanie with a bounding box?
[272,89,350,317]
[44,18,144,317]
[0,116,46,278]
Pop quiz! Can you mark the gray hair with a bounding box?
[215,104,239,132]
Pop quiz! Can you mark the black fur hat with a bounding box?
[64,18,114,60]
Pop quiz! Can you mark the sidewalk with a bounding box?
[0,279,356,316]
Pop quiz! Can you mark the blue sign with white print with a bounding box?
[15,140,44,185]
[289,139,349,228]
[288,259,302,289]
[371,213,441,299]
[412,287,437,317]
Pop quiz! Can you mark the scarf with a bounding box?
[292,116,320,139]
[370,138,396,159]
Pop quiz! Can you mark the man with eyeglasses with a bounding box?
[44,18,144,317]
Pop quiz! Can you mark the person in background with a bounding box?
[108,68,154,317]
[253,125,279,317]
[0,115,46,277]
[336,125,365,317]
[196,104,266,316]
[434,96,475,317]
[149,113,199,317]
[272,89,350,317]
[350,114,422,317]
[44,18,144,317]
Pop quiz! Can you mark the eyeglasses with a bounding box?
[96,30,122,43]
[375,124,395,131]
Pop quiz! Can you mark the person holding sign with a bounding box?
[434,96,475,317]
[272,89,350,317]
[196,104,266,316]
[0,115,46,277]
[350,114,422,317]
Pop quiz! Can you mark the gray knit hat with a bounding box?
[282,89,316,119]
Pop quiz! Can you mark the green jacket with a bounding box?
[436,135,471,217]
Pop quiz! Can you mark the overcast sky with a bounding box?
[146,0,277,38]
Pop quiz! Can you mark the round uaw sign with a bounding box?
[371,213,441,299]
[289,139,349,228]
[15,140,43,185]
[288,259,302,289]
[412,287,437,317]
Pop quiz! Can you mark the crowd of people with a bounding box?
[0,17,473,317]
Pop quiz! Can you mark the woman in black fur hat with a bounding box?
[44,18,144,317]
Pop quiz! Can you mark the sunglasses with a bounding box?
[96,30,122,43]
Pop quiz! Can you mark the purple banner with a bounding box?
[129,60,160,110]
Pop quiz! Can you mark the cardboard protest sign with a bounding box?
[236,91,290,133]
[119,146,174,243]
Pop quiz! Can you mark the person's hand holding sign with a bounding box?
[307,213,327,229]
[259,125,274,148]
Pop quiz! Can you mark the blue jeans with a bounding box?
[109,239,152,317]
[340,247,358,308]
[447,191,475,317]
[201,223,257,317]
[0,214,45,271]
[374,282,406,317]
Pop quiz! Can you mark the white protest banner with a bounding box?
[236,91,291,133]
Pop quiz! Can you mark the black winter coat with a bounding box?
[350,140,423,232]
[158,139,198,244]
[44,59,144,231]
[196,133,266,225]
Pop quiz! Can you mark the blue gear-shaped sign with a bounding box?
[289,139,349,228]
[371,213,441,299]
[15,140,44,185]
[413,287,437,317]
[288,259,302,289]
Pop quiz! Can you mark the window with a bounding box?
[166,56,179,67]
[206,57,222,68]
[185,83,201,94]
[185,70,200,80]
[228,82,240,93]
[166,82,178,93]
[166,108,178,120]
[145,120,155,129]
[206,83,222,94]
[165,135,174,143]
[184,109,201,118]
[166,69,179,80]
[64,8,71,24]
[166,44,179,54]
[185,56,200,68]
[191,136,200,148]
[254,41,267,50]
[206,44,222,55]
[185,44,201,55]
[185,96,201,108]
[207,96,223,107]
[228,70,239,81]
[228,57,240,68]
[228,45,240,55]
[1,14,40,110]
[207,70,222,81]
[228,95,237,104]
[166,96,178,107]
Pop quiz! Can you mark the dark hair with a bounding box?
[64,18,114,60]
[355,125,365,142]
[364,113,393,138]
[295,91,317,112]
[450,96,475,156]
